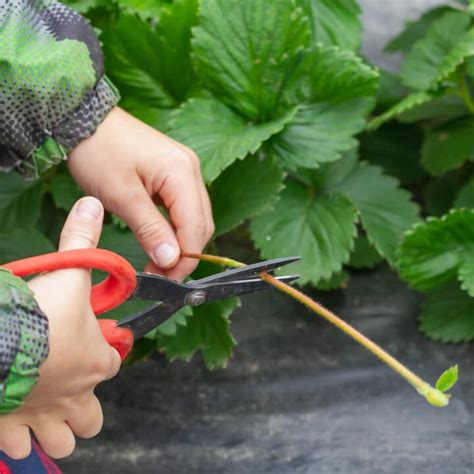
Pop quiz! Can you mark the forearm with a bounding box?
[0,270,49,414]
[0,0,119,178]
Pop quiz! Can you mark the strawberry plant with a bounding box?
[0,0,471,375]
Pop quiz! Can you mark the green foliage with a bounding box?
[435,365,459,392]
[400,11,473,90]
[421,118,474,174]
[369,1,474,345]
[420,280,474,343]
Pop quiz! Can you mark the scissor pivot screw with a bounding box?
[185,290,207,306]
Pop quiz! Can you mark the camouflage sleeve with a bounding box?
[0,269,49,414]
[0,0,120,178]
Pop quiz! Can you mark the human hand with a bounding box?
[68,107,214,281]
[0,197,121,459]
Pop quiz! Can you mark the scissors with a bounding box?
[3,249,299,361]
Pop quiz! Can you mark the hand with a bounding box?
[68,107,215,281]
[0,197,121,459]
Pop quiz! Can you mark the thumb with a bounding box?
[59,197,104,251]
[112,182,180,269]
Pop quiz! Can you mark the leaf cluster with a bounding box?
[367,1,474,343]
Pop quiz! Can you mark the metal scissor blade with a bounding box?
[117,300,179,339]
[191,274,299,302]
[193,256,301,285]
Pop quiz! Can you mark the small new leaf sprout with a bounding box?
[183,252,459,408]
[435,365,459,392]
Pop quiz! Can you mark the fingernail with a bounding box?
[75,197,103,220]
[153,243,178,268]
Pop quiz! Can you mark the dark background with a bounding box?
[61,2,474,472]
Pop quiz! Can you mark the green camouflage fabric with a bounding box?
[0,269,49,414]
[0,0,120,179]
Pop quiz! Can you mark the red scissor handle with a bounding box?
[3,248,138,360]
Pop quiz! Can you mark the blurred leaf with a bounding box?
[251,186,358,286]
[400,11,474,90]
[0,229,54,263]
[156,297,239,369]
[435,365,459,392]
[368,91,436,130]
[375,69,408,109]
[384,6,452,53]
[99,225,147,270]
[397,94,468,124]
[0,172,42,228]
[328,157,420,265]
[192,0,310,121]
[101,14,175,108]
[122,338,157,367]
[455,176,474,208]
[359,122,426,184]
[459,258,474,296]
[398,209,474,291]
[116,0,164,19]
[272,45,377,169]
[423,170,464,216]
[170,98,294,182]
[348,235,383,269]
[210,155,284,236]
[297,0,362,51]
[420,280,474,343]
[421,117,474,175]
[50,173,83,212]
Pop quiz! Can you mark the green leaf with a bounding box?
[423,171,463,216]
[273,45,377,169]
[99,225,147,270]
[368,91,436,130]
[375,69,409,109]
[359,122,426,185]
[435,365,459,392]
[397,209,474,291]
[251,184,358,286]
[328,160,420,265]
[50,173,83,212]
[116,0,164,19]
[63,0,105,14]
[169,98,294,182]
[396,94,468,124]
[0,172,42,228]
[297,0,362,51]
[421,118,474,175]
[273,99,373,170]
[419,280,474,343]
[384,6,452,54]
[101,14,175,108]
[0,229,54,263]
[348,235,383,269]
[150,0,198,101]
[400,11,473,90]
[210,155,284,236]
[192,0,310,121]
[156,297,239,369]
[459,259,474,296]
[455,177,474,208]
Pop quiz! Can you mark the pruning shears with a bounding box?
[3,249,299,361]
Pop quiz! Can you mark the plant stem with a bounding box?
[182,251,452,407]
[457,70,474,113]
